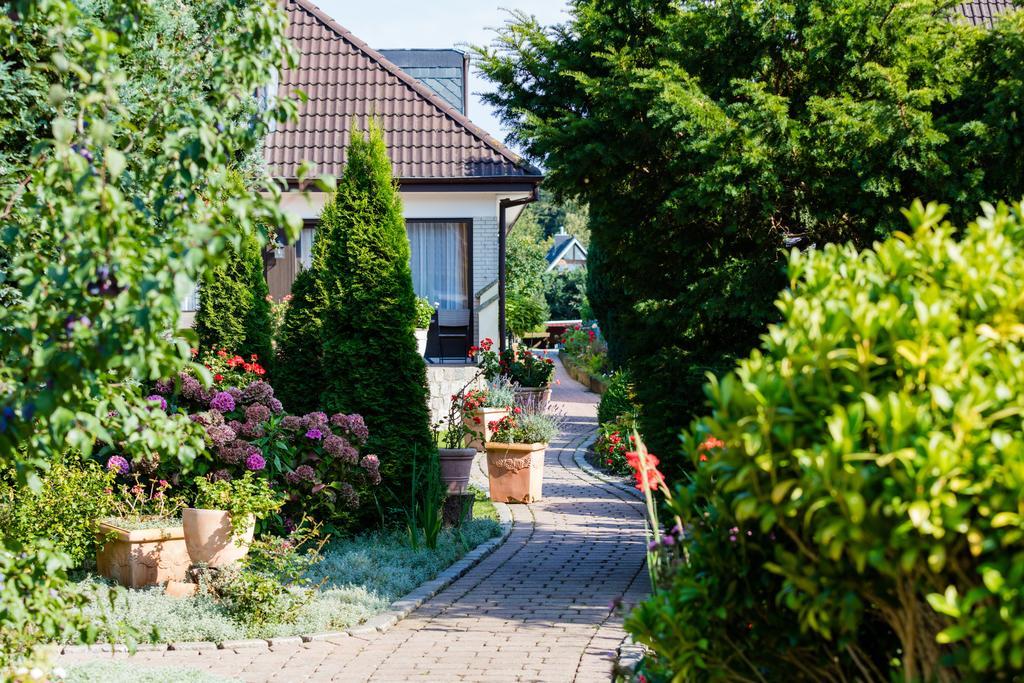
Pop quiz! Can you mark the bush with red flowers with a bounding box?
[593,416,637,476]
[470,338,555,388]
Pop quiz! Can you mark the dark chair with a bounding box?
[436,309,471,363]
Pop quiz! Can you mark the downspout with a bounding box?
[498,186,540,352]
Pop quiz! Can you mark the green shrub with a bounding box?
[597,370,637,425]
[414,296,434,329]
[194,228,275,373]
[628,202,1024,680]
[316,121,433,498]
[544,267,588,320]
[273,268,324,414]
[0,455,116,568]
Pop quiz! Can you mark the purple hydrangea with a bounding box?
[330,413,369,445]
[239,421,264,439]
[305,428,324,440]
[244,451,266,471]
[190,410,224,428]
[154,379,174,395]
[106,455,130,475]
[323,434,358,464]
[206,424,236,448]
[281,415,304,431]
[146,394,168,412]
[209,391,236,413]
[338,482,359,508]
[241,380,274,406]
[227,419,245,434]
[360,454,381,485]
[179,372,205,402]
[285,464,318,485]
[303,412,328,430]
[218,440,249,465]
[268,398,284,414]
[226,387,243,402]
[245,404,271,424]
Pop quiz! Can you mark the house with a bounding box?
[183,0,542,371]
[545,231,587,273]
[956,0,1016,26]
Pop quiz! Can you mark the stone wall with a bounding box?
[425,364,484,425]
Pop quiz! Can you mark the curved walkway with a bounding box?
[60,358,649,682]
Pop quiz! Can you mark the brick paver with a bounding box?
[59,356,649,682]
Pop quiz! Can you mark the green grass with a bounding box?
[72,505,501,643]
[66,661,233,683]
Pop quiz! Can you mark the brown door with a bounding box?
[266,244,298,301]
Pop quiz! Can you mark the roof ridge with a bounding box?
[288,0,541,177]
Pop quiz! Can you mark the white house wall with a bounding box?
[275,189,532,345]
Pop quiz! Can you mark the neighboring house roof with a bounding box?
[266,0,542,184]
[545,234,587,271]
[378,49,468,115]
[957,0,1017,26]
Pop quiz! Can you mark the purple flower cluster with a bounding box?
[245,451,266,471]
[303,412,328,430]
[285,464,318,485]
[323,434,358,464]
[209,391,236,413]
[338,482,359,508]
[146,394,168,411]
[241,381,274,405]
[360,454,381,485]
[305,428,324,440]
[330,413,369,445]
[106,455,130,475]
[281,415,304,431]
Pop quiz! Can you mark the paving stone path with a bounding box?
[60,358,649,682]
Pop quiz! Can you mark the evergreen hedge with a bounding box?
[273,268,324,415]
[194,230,274,371]
[316,122,433,493]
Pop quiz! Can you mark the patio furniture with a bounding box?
[436,309,471,362]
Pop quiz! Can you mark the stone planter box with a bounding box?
[485,442,547,503]
[96,520,190,589]
[182,508,255,568]
[463,407,509,451]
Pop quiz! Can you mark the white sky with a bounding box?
[311,0,571,152]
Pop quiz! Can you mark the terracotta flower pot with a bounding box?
[513,386,552,411]
[415,328,429,357]
[462,407,510,451]
[96,520,190,588]
[182,508,255,568]
[438,448,477,495]
[485,442,547,503]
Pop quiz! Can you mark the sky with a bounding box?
[313,0,571,153]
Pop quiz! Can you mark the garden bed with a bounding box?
[68,499,500,644]
[558,350,610,394]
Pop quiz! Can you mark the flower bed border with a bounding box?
[61,496,513,654]
[558,350,610,395]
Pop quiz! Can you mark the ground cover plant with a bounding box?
[625,202,1024,681]
[74,506,501,642]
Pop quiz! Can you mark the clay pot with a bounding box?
[182,508,255,568]
[513,386,552,411]
[485,442,547,503]
[415,328,429,357]
[96,520,190,589]
[438,448,477,495]
[462,407,510,451]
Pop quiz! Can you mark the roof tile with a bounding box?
[265,0,541,182]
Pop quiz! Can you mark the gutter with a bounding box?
[498,186,541,352]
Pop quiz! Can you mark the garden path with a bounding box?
[59,357,649,682]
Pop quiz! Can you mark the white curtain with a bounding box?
[406,221,469,310]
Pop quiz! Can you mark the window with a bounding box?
[406,220,471,310]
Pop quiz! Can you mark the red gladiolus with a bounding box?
[214,373,224,382]
[625,450,665,492]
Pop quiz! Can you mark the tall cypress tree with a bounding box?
[318,122,432,488]
[194,229,275,370]
[273,267,323,414]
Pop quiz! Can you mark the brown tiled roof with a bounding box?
[957,0,1017,26]
[266,0,542,183]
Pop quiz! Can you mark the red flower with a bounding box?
[699,454,708,462]
[250,354,258,361]
[217,349,227,357]
[214,373,224,382]
[700,436,725,452]
[625,450,665,492]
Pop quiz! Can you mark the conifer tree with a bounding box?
[317,122,433,487]
[273,267,323,414]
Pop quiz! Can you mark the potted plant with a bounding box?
[484,407,563,503]
[182,471,281,568]
[414,296,436,357]
[460,376,517,451]
[96,476,191,588]
[470,338,556,409]
[436,383,480,495]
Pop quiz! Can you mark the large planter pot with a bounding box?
[463,407,510,451]
[485,442,547,504]
[182,508,255,568]
[438,448,477,495]
[96,520,190,588]
[513,385,552,411]
[415,328,429,357]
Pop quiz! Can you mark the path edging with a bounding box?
[573,436,643,501]
[61,498,514,655]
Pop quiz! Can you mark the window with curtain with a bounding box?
[406,221,470,310]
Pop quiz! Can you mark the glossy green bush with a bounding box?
[0,455,116,568]
[629,202,1024,681]
[597,370,637,425]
